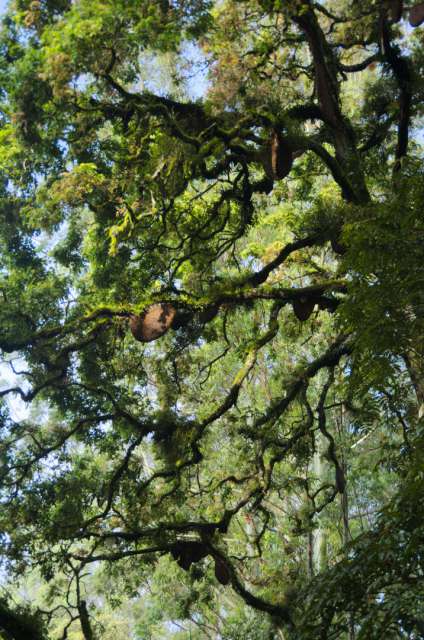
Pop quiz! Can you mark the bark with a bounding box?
[313,432,328,573]
[403,351,424,419]
[339,404,354,640]
[78,601,96,640]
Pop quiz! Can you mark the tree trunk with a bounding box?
[313,433,327,573]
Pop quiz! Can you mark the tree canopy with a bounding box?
[0,0,424,638]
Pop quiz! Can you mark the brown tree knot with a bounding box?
[271,130,294,180]
[292,297,315,322]
[409,2,424,26]
[169,541,231,585]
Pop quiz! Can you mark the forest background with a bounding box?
[0,0,424,639]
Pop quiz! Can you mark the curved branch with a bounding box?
[379,7,412,169]
[339,54,379,73]
[255,335,352,429]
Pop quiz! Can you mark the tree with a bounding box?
[0,0,423,638]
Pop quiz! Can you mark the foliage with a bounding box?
[0,0,423,639]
